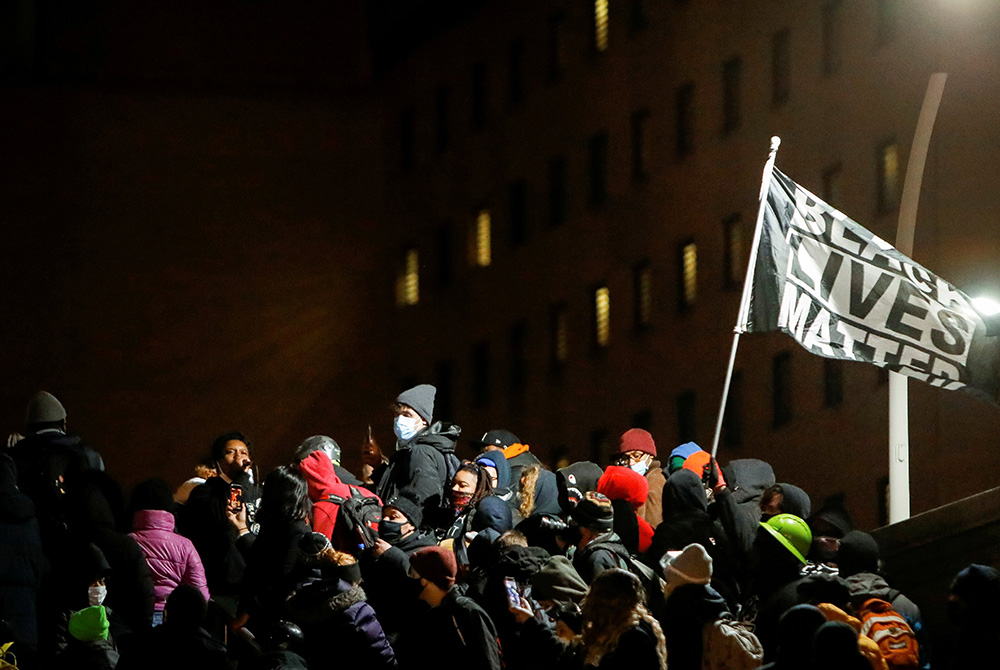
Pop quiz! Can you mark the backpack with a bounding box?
[327,487,381,551]
[857,597,919,669]
[585,540,666,609]
[701,614,764,670]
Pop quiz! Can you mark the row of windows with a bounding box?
[396,221,747,324]
[399,0,903,169]
[415,345,868,452]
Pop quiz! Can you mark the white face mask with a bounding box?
[394,415,421,442]
[630,457,651,476]
[88,585,107,607]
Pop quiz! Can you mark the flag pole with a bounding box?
[710,136,781,461]
[888,73,947,524]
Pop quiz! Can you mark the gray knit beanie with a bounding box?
[661,542,713,589]
[27,391,66,426]
[395,384,436,424]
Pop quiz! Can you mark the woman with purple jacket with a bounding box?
[129,479,209,624]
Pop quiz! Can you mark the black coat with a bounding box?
[286,578,396,669]
[658,583,728,670]
[375,422,461,524]
[519,615,663,670]
[359,528,437,639]
[572,532,629,584]
[0,454,45,651]
[395,587,502,670]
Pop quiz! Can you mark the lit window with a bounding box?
[680,241,697,309]
[594,0,609,53]
[396,248,419,306]
[633,261,652,331]
[594,286,610,347]
[723,215,744,290]
[551,303,569,367]
[877,141,899,214]
[772,29,790,105]
[471,210,492,267]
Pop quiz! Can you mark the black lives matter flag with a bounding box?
[740,168,1000,403]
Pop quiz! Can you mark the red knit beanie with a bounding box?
[409,546,457,591]
[618,428,656,457]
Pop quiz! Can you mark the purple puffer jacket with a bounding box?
[130,509,210,610]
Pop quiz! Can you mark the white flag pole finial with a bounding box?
[710,137,782,462]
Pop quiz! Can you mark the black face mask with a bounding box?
[378,519,405,545]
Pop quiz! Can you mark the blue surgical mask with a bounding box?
[630,460,650,476]
[394,415,421,442]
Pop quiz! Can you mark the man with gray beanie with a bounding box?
[374,384,462,529]
[9,391,104,552]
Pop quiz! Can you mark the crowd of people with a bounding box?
[0,386,993,669]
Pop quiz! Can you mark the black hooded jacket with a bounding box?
[659,583,729,670]
[0,453,45,651]
[375,421,462,524]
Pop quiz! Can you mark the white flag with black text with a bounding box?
[741,168,1000,403]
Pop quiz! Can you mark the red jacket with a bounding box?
[597,465,654,554]
[299,451,381,551]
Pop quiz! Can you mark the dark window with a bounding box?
[631,408,653,431]
[472,62,487,129]
[822,1,842,76]
[509,38,525,105]
[877,0,901,44]
[676,82,695,157]
[723,214,744,290]
[677,391,697,444]
[876,140,900,214]
[550,302,569,369]
[435,86,450,152]
[629,0,649,34]
[722,371,743,448]
[436,223,453,288]
[548,13,567,82]
[435,359,454,420]
[400,108,414,170]
[589,428,609,465]
[772,29,791,105]
[472,341,490,407]
[824,359,844,407]
[722,57,742,134]
[510,320,528,393]
[509,180,528,248]
[822,163,843,207]
[588,131,609,207]
[549,155,569,227]
[631,108,650,182]
[772,352,793,427]
[678,239,698,311]
[633,260,652,331]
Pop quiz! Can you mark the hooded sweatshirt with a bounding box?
[597,466,653,554]
[715,458,776,558]
[299,451,382,551]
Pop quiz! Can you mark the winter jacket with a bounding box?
[240,517,312,626]
[130,509,210,610]
[658,583,728,670]
[572,532,630,584]
[360,528,438,639]
[299,451,381,550]
[396,587,502,670]
[518,614,663,670]
[9,431,104,554]
[638,462,666,527]
[375,421,462,524]
[598,466,654,554]
[845,572,929,669]
[0,453,45,650]
[286,578,396,669]
[66,475,155,635]
[716,458,775,557]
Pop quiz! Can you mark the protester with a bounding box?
[375,384,462,521]
[128,478,209,623]
[614,429,665,527]
[569,492,630,584]
[596,465,653,555]
[297,448,381,551]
